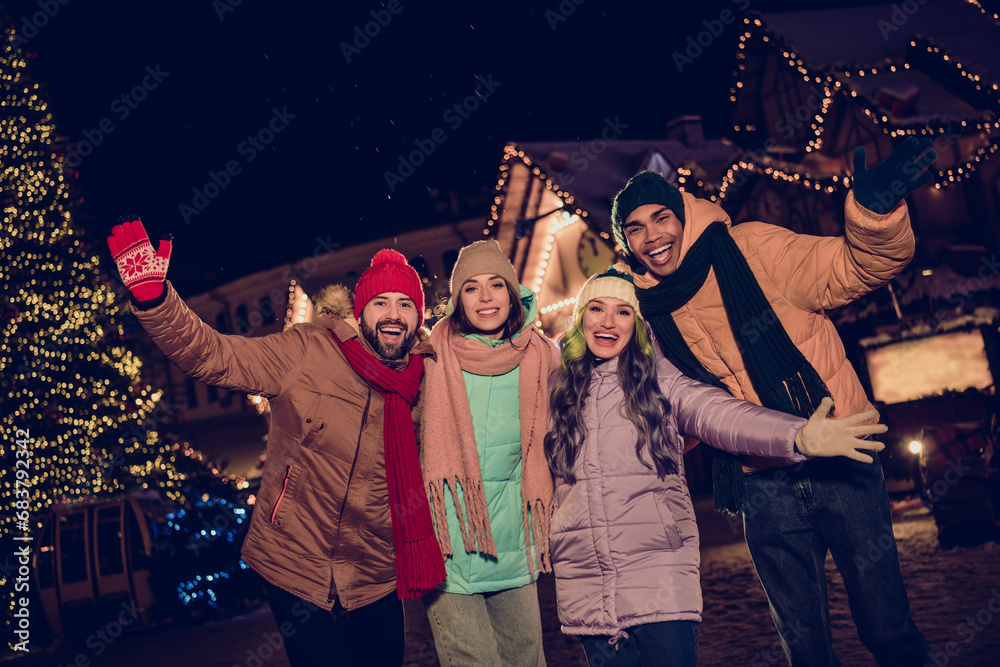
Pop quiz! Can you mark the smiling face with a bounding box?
[623,204,684,278]
[457,274,512,340]
[582,297,636,360]
[359,292,419,360]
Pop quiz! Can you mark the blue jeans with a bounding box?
[424,581,546,666]
[579,621,698,667]
[743,456,930,666]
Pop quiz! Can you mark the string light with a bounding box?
[484,142,587,238]
[728,12,1000,196]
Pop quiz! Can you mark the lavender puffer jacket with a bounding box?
[549,356,805,636]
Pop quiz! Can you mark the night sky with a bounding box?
[7,0,891,296]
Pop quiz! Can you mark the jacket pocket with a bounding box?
[651,492,686,551]
[270,464,295,526]
[299,395,328,450]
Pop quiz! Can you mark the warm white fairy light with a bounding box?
[484,143,587,239]
[730,15,1000,195]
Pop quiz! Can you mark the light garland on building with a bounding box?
[963,0,1000,25]
[485,142,589,238]
[488,142,617,328]
[728,13,1000,197]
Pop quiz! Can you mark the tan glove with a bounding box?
[794,397,888,463]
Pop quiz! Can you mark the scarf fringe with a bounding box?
[712,453,747,516]
[395,537,448,600]
[524,498,552,574]
[420,320,557,569]
[428,476,498,558]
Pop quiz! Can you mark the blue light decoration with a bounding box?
[175,566,236,608]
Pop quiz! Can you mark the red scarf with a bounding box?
[332,335,445,599]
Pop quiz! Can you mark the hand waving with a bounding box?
[794,397,888,463]
[107,218,172,302]
[851,136,935,214]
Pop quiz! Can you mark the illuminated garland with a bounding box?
[717,156,842,203]
[963,0,1000,25]
[254,280,312,414]
[728,14,1000,195]
[485,143,588,237]
[487,143,616,326]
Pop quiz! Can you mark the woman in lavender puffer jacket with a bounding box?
[544,269,888,667]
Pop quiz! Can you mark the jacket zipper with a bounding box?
[333,389,371,548]
[270,464,292,524]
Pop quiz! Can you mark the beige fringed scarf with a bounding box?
[421,318,559,574]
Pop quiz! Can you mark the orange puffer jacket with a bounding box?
[658,191,914,472]
[132,284,433,609]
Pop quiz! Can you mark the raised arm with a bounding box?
[109,219,307,398]
[746,137,934,311]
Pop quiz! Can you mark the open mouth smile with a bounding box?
[646,242,674,265]
[593,331,620,346]
[379,324,405,343]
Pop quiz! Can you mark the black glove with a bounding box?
[852,136,935,214]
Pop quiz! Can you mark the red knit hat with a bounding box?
[354,249,425,325]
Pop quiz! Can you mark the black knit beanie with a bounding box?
[611,171,685,271]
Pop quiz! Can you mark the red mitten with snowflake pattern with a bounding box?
[107,219,172,302]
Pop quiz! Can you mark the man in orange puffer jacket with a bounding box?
[612,138,935,666]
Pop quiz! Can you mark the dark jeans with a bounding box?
[263,580,404,667]
[579,621,698,667]
[743,456,931,666]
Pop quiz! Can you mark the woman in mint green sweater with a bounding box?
[420,240,560,667]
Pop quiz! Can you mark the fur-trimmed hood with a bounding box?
[313,284,355,323]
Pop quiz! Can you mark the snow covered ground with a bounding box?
[406,495,1000,666]
[692,500,1000,666]
[10,496,999,666]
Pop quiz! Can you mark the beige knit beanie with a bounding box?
[449,240,520,295]
[574,267,641,319]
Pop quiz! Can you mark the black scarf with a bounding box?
[636,221,830,514]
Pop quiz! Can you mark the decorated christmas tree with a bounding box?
[0,22,203,646]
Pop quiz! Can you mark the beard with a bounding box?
[360,316,416,361]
